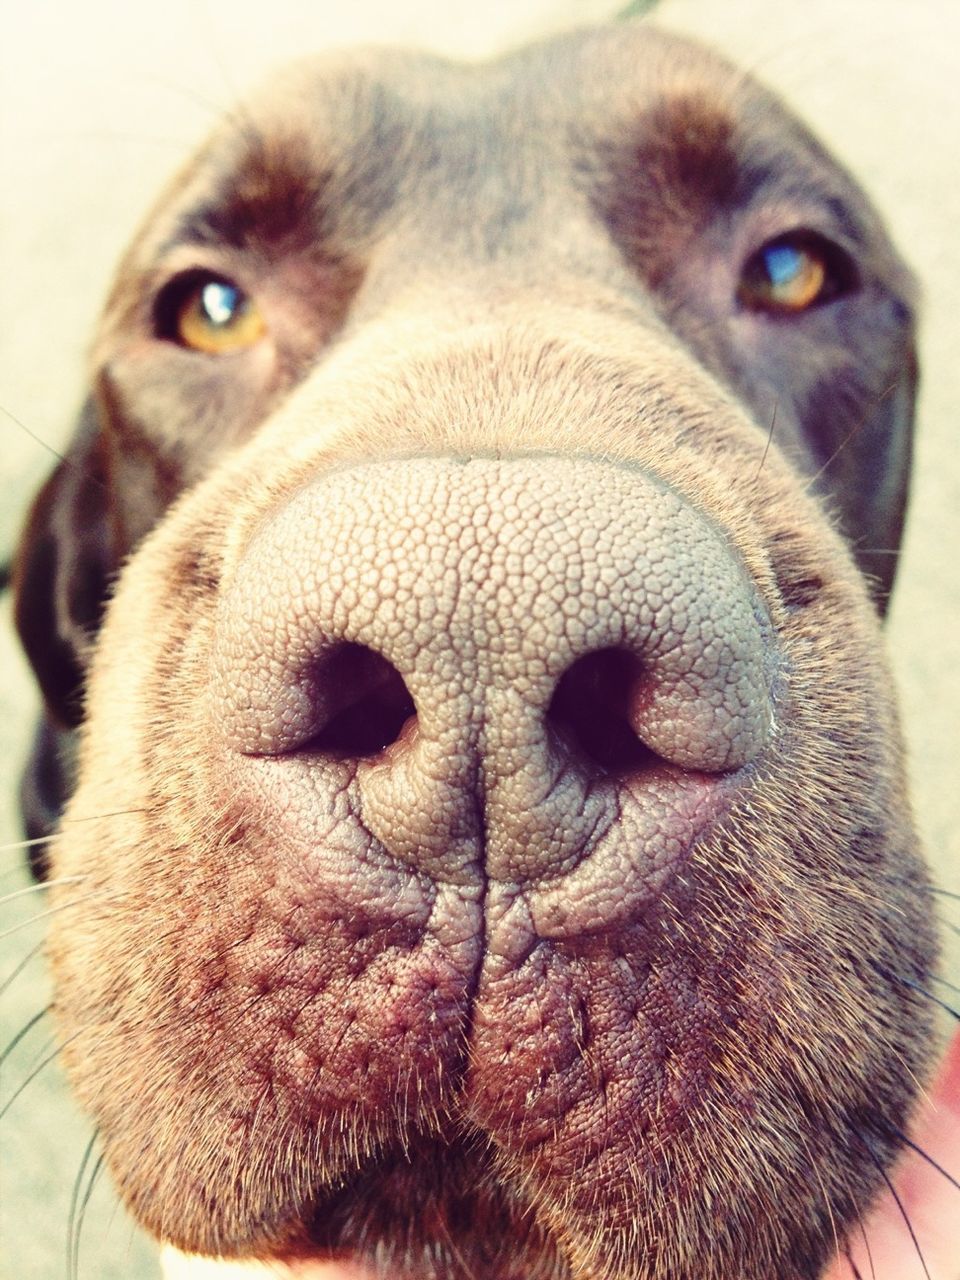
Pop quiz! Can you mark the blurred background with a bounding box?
[1,1,958,1276]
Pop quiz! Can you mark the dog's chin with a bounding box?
[162,1026,960,1280]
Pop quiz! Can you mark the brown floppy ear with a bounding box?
[13,398,115,863]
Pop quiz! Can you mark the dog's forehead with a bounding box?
[144,27,867,262]
[96,17,913,366]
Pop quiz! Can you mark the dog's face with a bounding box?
[14,23,937,1280]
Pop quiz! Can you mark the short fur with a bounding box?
[14,24,937,1280]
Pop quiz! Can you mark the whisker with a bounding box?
[0,834,53,854]
[753,399,779,483]
[67,1131,98,1280]
[54,803,151,834]
[881,1123,960,1195]
[857,1209,877,1280]
[61,807,148,825]
[902,980,960,1022]
[856,1130,931,1280]
[930,974,960,999]
[0,1031,80,1123]
[0,936,48,997]
[0,402,71,468]
[0,1005,49,1067]
[843,1249,866,1280]
[0,894,98,943]
[0,876,83,907]
[803,380,900,493]
[72,1151,106,1280]
[872,964,960,1021]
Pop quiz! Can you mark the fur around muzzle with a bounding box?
[14,22,937,1280]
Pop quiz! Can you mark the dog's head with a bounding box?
[14,24,936,1280]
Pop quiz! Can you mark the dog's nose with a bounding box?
[214,456,774,934]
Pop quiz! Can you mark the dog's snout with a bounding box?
[213,455,775,926]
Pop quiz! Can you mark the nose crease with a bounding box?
[213,454,776,938]
[359,728,484,885]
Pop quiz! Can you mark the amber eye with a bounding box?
[155,273,266,353]
[738,232,857,315]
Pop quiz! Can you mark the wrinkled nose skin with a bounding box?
[216,455,775,934]
[211,453,777,1221]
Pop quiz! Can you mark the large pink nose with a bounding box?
[212,455,775,947]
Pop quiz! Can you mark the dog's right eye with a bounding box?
[154,273,267,353]
[737,231,858,316]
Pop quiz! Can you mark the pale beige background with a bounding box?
[1,2,957,1277]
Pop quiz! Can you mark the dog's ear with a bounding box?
[18,716,77,877]
[836,347,917,615]
[13,397,115,728]
[13,399,115,862]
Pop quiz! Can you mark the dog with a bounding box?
[12,20,944,1280]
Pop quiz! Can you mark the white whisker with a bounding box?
[0,876,84,907]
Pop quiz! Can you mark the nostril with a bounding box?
[215,457,773,779]
[547,648,658,776]
[301,643,416,759]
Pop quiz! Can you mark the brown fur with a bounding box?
[13,23,937,1280]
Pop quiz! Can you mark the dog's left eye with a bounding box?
[155,273,267,353]
[738,232,857,315]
